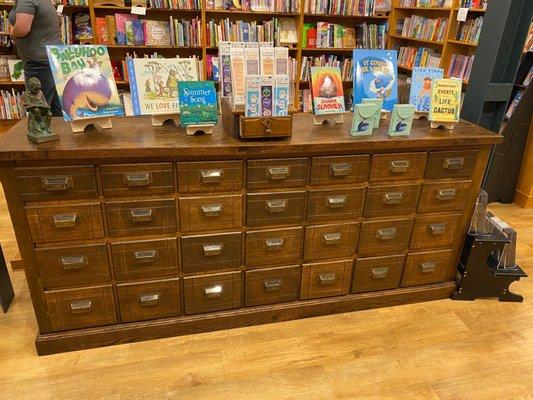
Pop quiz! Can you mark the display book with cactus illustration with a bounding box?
[429,78,462,129]
[309,66,346,116]
[353,49,398,112]
[46,45,124,122]
[127,57,199,115]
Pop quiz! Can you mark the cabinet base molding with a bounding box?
[35,281,455,355]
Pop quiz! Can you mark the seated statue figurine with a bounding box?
[21,77,58,143]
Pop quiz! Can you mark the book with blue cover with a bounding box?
[177,81,218,126]
[353,49,398,112]
[409,67,444,112]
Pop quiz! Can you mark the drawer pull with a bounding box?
[329,162,352,177]
[134,250,158,264]
[41,176,73,191]
[138,293,160,306]
[371,267,389,279]
[376,227,397,240]
[388,160,411,173]
[427,223,447,235]
[203,243,223,256]
[323,232,342,245]
[326,195,347,209]
[318,272,337,285]
[201,203,223,217]
[60,255,87,270]
[263,278,282,291]
[129,208,153,222]
[437,188,456,201]
[200,169,223,183]
[265,199,288,213]
[266,166,290,180]
[70,299,92,313]
[421,261,437,273]
[123,172,152,187]
[204,285,223,298]
[52,214,78,228]
[382,192,404,205]
[265,238,284,250]
[443,157,464,170]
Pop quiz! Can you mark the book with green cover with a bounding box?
[177,81,218,126]
[350,103,379,136]
[301,23,314,47]
[388,104,415,136]
[361,98,383,128]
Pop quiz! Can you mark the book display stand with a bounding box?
[313,113,345,126]
[414,112,429,120]
[430,121,455,130]
[186,124,214,136]
[70,116,113,133]
[151,114,180,127]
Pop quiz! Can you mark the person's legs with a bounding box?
[24,61,62,117]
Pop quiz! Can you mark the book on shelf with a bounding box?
[205,0,299,13]
[0,89,26,120]
[459,0,487,9]
[409,67,443,112]
[396,45,441,69]
[303,22,387,49]
[0,56,15,82]
[304,0,386,16]
[505,90,523,120]
[7,59,24,83]
[523,66,533,86]
[147,0,201,9]
[353,49,398,111]
[395,15,448,42]
[177,81,218,126]
[279,18,297,45]
[57,0,89,5]
[206,18,283,46]
[310,66,345,115]
[398,0,452,7]
[455,16,484,44]
[300,55,353,82]
[446,53,475,81]
[144,20,172,46]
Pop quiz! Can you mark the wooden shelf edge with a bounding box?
[389,34,445,46]
[448,39,478,47]
[35,281,456,355]
[395,6,452,11]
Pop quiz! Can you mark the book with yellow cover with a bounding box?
[429,78,461,123]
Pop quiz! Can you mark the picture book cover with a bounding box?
[144,20,171,46]
[409,67,444,112]
[310,66,346,115]
[127,57,199,115]
[429,78,462,123]
[95,17,110,44]
[7,59,24,83]
[353,49,398,112]
[245,75,261,117]
[125,20,135,45]
[115,14,137,45]
[177,81,218,126]
[361,97,383,128]
[388,104,415,136]
[46,45,124,122]
[350,103,378,136]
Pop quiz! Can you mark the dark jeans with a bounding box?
[24,61,62,117]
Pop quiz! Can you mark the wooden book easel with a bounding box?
[313,113,344,126]
[186,124,214,135]
[70,116,112,133]
[151,113,180,127]
[430,121,455,130]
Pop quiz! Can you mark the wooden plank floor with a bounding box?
[0,191,531,399]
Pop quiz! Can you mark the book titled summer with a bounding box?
[46,45,124,122]
[310,66,345,115]
[177,81,218,126]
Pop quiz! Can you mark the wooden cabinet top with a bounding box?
[0,115,502,162]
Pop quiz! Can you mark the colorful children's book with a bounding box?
[409,67,444,112]
[132,20,144,46]
[260,75,274,117]
[429,78,462,123]
[127,57,199,116]
[46,45,124,122]
[350,103,379,136]
[230,44,246,105]
[219,41,232,98]
[115,14,137,45]
[7,59,24,83]
[144,20,171,46]
[177,81,218,126]
[245,75,261,117]
[124,21,135,45]
[310,66,346,115]
[274,75,290,117]
[388,104,415,136]
[353,49,398,112]
[361,97,383,128]
[95,17,110,44]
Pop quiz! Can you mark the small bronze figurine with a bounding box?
[21,77,59,143]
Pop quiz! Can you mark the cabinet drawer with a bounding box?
[300,260,353,300]
[117,279,181,323]
[16,165,97,202]
[418,181,471,213]
[106,198,177,237]
[363,183,421,218]
[369,152,427,182]
[425,150,478,179]
[100,163,174,197]
[358,218,413,257]
[181,232,242,273]
[27,202,104,243]
[179,195,242,233]
[304,223,359,262]
[401,250,452,287]
[36,244,110,289]
[410,214,462,250]
[45,285,117,332]
[245,265,301,307]
[307,187,365,223]
[177,160,243,193]
[111,238,178,282]
[352,255,405,293]
[310,155,370,186]
[183,271,242,315]
[245,227,302,268]
[246,191,306,227]
[247,158,308,189]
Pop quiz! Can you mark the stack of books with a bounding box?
[300,55,353,81]
[303,0,386,15]
[447,54,475,81]
[455,16,484,44]
[206,18,282,46]
[0,90,26,120]
[56,0,88,5]
[395,15,448,42]
[460,0,487,9]
[396,45,441,69]
[206,0,299,12]
[302,22,387,49]
[399,0,451,6]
